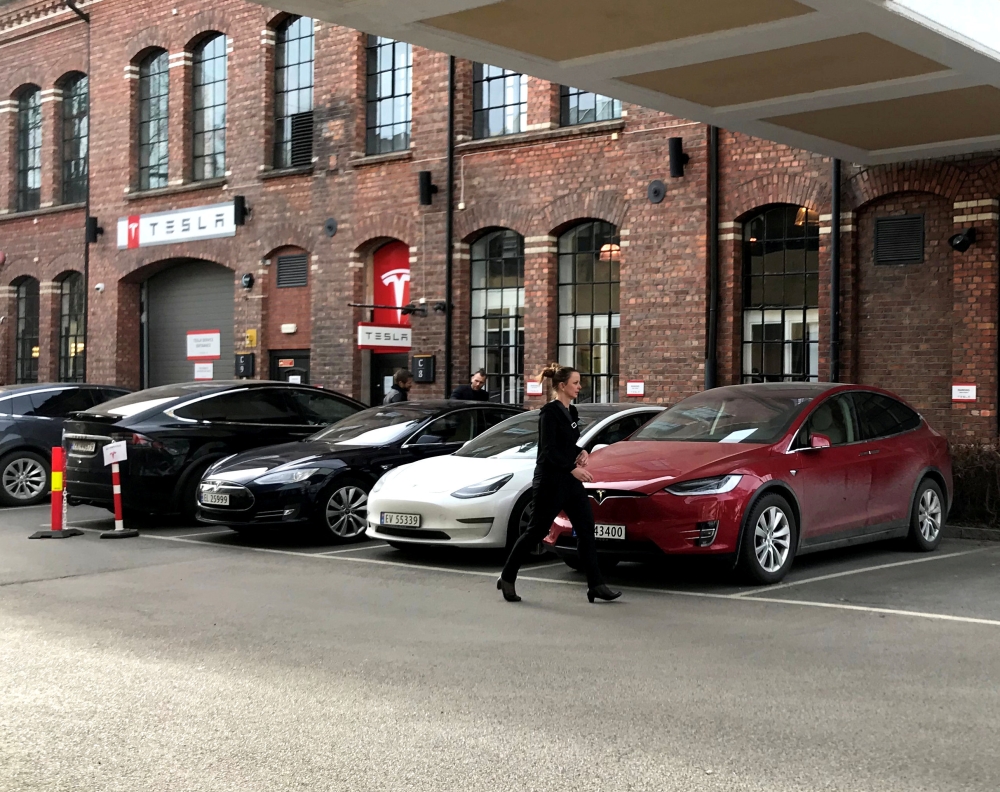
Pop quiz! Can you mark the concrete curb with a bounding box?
[944,524,1000,542]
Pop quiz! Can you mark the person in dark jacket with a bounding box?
[497,363,621,604]
[383,369,413,405]
[450,369,489,401]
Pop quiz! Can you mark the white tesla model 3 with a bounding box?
[366,404,663,554]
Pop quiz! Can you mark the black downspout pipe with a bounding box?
[66,0,90,381]
[705,126,719,390]
[830,159,841,383]
[444,56,455,397]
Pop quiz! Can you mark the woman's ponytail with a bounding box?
[537,363,577,398]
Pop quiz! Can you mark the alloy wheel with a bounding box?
[753,506,791,573]
[2,457,47,501]
[325,485,368,538]
[918,489,943,543]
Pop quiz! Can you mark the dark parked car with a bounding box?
[0,383,130,506]
[547,383,952,584]
[196,400,523,541]
[63,381,364,519]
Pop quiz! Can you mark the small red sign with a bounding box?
[127,215,140,249]
[278,358,295,368]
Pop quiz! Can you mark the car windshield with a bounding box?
[310,404,439,446]
[87,383,221,417]
[632,386,816,444]
[456,411,595,459]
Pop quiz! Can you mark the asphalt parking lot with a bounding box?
[2,504,999,792]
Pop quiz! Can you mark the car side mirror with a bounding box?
[590,444,609,453]
[809,433,831,450]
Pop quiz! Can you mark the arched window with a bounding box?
[193,34,227,180]
[61,74,89,204]
[365,35,411,154]
[560,87,620,126]
[274,16,314,169]
[558,221,620,403]
[14,278,40,384]
[473,64,527,139]
[470,229,524,403]
[59,272,86,383]
[16,86,42,212]
[138,49,169,190]
[742,205,820,382]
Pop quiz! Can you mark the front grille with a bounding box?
[198,480,254,511]
[587,489,646,505]
[379,525,451,540]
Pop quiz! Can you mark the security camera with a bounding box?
[948,228,977,252]
[94,282,106,292]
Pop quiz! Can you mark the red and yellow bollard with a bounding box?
[29,447,83,539]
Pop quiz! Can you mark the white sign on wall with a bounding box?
[626,380,645,397]
[194,362,214,381]
[357,324,412,350]
[952,384,977,402]
[117,202,237,249]
[526,381,545,397]
[187,330,221,361]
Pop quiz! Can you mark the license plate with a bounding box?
[70,441,96,454]
[381,512,421,527]
[594,524,626,540]
[202,493,230,506]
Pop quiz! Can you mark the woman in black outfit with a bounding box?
[497,364,622,604]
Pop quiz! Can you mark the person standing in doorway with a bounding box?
[383,369,413,404]
[497,363,621,604]
[450,369,489,401]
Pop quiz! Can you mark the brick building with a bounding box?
[0,0,997,439]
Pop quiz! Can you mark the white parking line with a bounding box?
[3,504,50,511]
[315,543,389,556]
[169,529,235,539]
[67,528,1000,628]
[730,548,995,598]
[523,561,569,571]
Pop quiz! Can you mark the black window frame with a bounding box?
[470,229,525,405]
[557,221,621,404]
[742,205,820,384]
[58,271,86,383]
[15,277,40,384]
[274,16,315,169]
[560,86,621,127]
[16,86,42,213]
[61,74,88,204]
[365,35,411,155]
[192,33,228,181]
[851,391,921,440]
[473,64,528,139]
[138,49,170,191]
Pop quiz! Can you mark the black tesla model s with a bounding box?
[196,400,522,541]
[64,381,364,520]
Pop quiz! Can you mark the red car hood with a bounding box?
[585,441,767,494]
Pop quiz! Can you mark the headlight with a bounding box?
[451,473,513,499]
[254,467,320,485]
[665,474,742,496]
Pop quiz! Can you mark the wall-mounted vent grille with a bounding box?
[289,112,314,168]
[875,215,924,264]
[276,254,308,288]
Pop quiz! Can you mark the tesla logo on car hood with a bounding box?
[593,489,608,504]
[203,480,223,492]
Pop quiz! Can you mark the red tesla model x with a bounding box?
[545,383,952,584]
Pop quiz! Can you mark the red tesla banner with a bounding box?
[372,241,411,327]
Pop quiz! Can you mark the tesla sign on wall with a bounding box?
[358,241,412,353]
[117,202,237,249]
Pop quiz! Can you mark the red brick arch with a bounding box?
[260,222,315,258]
[454,202,534,242]
[846,161,968,210]
[124,27,170,63]
[348,214,415,252]
[729,173,829,221]
[974,158,1000,196]
[543,189,629,236]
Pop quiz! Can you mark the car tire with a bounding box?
[504,493,548,557]
[737,493,798,585]
[178,460,216,525]
[0,450,50,507]
[319,477,370,543]
[562,555,621,574]
[908,478,945,552]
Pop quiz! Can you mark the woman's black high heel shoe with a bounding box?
[497,577,521,602]
[587,584,622,603]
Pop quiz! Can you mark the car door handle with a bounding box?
[859,449,880,456]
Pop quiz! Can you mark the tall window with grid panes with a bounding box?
[16,86,42,212]
[473,64,527,139]
[138,49,169,190]
[192,34,227,181]
[61,74,88,204]
[274,16,314,169]
[366,36,411,154]
[741,205,820,382]
[560,86,620,126]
